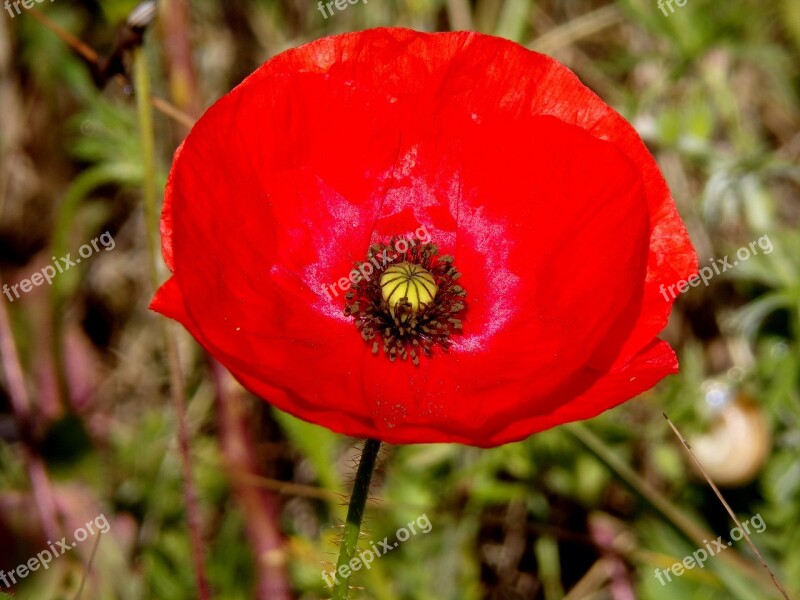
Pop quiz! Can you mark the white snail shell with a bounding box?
[690,394,770,487]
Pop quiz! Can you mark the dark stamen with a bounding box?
[343,237,467,365]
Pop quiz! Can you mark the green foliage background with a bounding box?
[0,0,798,598]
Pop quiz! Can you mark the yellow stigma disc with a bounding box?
[380,262,438,313]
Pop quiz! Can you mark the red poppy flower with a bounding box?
[151,27,697,447]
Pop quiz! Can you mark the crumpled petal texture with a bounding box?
[152,28,697,447]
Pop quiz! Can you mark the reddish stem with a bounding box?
[0,284,61,541]
[211,360,292,600]
[163,323,213,600]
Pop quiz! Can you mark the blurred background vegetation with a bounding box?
[0,0,798,598]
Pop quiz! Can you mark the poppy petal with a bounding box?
[153,28,697,446]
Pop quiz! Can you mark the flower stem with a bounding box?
[332,439,381,600]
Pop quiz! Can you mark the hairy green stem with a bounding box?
[332,439,381,600]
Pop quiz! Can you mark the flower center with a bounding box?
[344,238,466,365]
[380,262,438,316]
